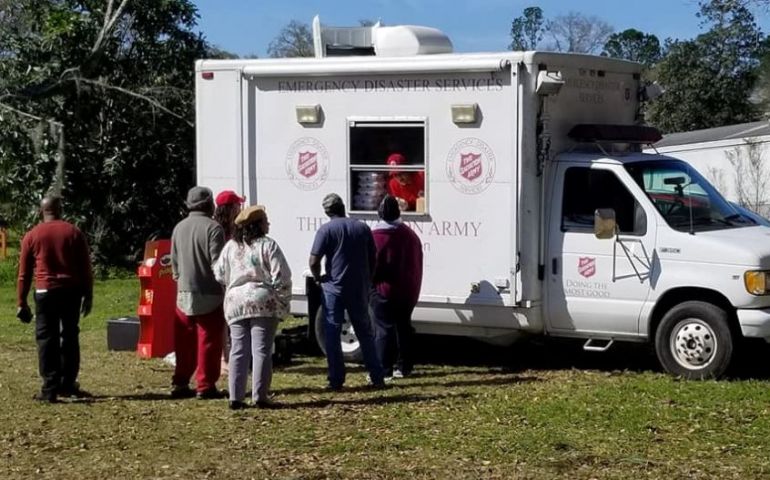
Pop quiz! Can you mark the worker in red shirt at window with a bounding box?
[386,153,424,211]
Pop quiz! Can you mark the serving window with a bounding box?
[348,120,427,214]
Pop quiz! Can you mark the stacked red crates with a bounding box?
[136,240,176,358]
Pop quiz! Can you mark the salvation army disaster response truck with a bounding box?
[194,18,770,379]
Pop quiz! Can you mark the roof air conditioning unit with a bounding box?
[311,15,453,58]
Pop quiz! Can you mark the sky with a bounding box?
[193,0,770,58]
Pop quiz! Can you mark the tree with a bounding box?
[727,138,770,213]
[602,29,663,66]
[544,12,614,54]
[0,0,209,268]
[647,0,765,132]
[267,20,314,58]
[509,6,545,50]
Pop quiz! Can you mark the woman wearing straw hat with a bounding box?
[213,205,292,410]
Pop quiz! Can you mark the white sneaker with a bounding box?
[366,374,392,384]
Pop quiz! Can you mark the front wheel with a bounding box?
[654,301,734,379]
[314,306,363,363]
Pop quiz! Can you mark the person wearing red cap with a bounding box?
[386,153,424,211]
[214,190,245,241]
[213,190,245,375]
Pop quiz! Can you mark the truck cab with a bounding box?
[546,145,770,378]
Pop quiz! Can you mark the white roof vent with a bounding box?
[374,25,453,57]
[312,15,452,58]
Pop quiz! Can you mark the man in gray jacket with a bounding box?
[170,186,226,399]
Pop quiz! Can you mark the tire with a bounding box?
[654,301,734,379]
[314,306,364,363]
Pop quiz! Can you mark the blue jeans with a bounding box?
[322,290,383,387]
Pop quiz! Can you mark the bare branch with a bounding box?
[76,78,193,127]
[0,102,62,126]
[91,0,129,56]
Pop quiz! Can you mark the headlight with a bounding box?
[744,270,770,295]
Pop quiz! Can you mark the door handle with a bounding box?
[552,258,558,275]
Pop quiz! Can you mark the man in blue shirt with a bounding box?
[309,193,385,390]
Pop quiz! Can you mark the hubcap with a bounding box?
[340,319,359,354]
[670,318,717,370]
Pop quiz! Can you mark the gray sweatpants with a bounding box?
[228,317,279,403]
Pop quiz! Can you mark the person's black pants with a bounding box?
[370,291,415,375]
[34,288,81,397]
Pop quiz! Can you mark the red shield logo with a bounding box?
[459,152,482,181]
[578,257,596,278]
[297,151,318,178]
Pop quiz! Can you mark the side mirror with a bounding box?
[594,208,616,239]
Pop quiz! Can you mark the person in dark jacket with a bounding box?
[370,195,424,378]
[17,196,94,402]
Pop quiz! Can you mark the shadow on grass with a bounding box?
[402,335,770,380]
[407,375,541,389]
[273,374,539,396]
[277,364,364,376]
[91,392,176,402]
[278,362,509,379]
[278,392,473,410]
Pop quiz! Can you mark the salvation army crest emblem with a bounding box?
[578,257,596,278]
[286,137,329,190]
[297,151,318,178]
[446,138,496,194]
[460,153,483,182]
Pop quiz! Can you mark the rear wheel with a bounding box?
[314,306,363,363]
[654,301,734,379]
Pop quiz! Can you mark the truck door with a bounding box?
[545,162,656,336]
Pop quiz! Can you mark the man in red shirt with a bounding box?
[370,195,424,378]
[17,196,94,403]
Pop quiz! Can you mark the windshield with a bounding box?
[625,159,758,232]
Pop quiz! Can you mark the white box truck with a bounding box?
[195,20,770,379]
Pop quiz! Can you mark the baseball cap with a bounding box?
[387,153,406,166]
[387,153,406,177]
[215,190,246,207]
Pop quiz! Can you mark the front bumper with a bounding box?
[737,308,770,339]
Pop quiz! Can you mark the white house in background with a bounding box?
[651,120,770,215]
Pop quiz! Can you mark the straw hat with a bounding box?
[234,205,267,226]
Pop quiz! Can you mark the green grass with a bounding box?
[2,276,770,479]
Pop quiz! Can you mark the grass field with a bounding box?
[3,254,770,478]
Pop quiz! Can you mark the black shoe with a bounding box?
[325,384,343,392]
[170,385,196,399]
[59,384,93,398]
[32,392,58,403]
[229,400,247,410]
[196,388,228,400]
[255,399,281,409]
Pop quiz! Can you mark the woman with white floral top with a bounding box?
[213,205,292,410]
